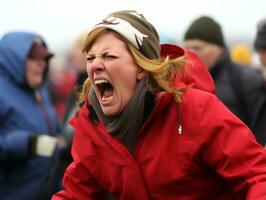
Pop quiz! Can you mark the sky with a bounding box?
[1,0,266,55]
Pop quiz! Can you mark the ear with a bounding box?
[137,68,147,80]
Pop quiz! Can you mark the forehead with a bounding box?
[257,48,266,54]
[184,39,210,47]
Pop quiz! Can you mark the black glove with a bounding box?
[28,135,38,158]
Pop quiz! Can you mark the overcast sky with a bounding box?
[1,0,265,54]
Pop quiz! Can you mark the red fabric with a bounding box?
[52,44,266,200]
[51,69,77,120]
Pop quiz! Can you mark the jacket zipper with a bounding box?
[35,90,53,135]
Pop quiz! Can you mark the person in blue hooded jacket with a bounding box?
[0,31,62,200]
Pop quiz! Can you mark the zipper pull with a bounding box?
[177,124,182,135]
[177,104,182,135]
[35,90,42,103]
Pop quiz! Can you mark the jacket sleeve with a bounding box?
[200,94,266,199]
[0,98,31,161]
[0,130,32,161]
[52,159,104,200]
[52,119,105,200]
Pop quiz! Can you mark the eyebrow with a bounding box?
[87,50,119,55]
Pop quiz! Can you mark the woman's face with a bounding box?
[184,39,223,70]
[86,31,145,116]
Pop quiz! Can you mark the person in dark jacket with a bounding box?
[253,17,266,146]
[52,10,266,199]
[183,16,265,145]
[0,31,62,200]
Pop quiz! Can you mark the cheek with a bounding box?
[260,53,266,63]
[26,67,34,77]
[196,52,208,64]
[86,63,91,76]
[116,70,138,95]
[203,50,216,64]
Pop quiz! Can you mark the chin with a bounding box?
[30,82,42,89]
[101,106,123,117]
[102,109,118,117]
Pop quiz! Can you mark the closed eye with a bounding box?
[86,55,95,62]
[86,53,118,62]
[104,54,118,60]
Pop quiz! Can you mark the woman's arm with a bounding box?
[52,116,105,200]
[52,159,105,200]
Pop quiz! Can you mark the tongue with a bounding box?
[103,88,114,98]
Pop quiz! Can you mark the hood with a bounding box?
[160,44,215,94]
[0,31,49,87]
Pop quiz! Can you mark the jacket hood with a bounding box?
[160,44,215,94]
[0,31,49,86]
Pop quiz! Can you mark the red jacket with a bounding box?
[53,45,266,200]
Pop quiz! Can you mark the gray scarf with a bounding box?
[88,78,149,152]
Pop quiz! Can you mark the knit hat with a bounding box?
[184,16,225,47]
[86,10,160,59]
[254,18,266,49]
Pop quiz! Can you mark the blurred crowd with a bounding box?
[0,14,266,200]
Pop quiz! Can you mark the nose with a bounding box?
[90,64,105,73]
[37,59,47,68]
[87,58,105,74]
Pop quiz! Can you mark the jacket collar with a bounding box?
[210,49,231,79]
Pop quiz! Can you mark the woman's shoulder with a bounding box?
[181,87,219,109]
[180,86,247,137]
[179,88,230,133]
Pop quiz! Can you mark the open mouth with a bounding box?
[94,79,114,102]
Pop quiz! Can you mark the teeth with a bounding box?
[102,96,112,101]
[94,79,108,85]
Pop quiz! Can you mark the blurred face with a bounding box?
[68,45,87,72]
[26,58,47,89]
[184,39,223,70]
[257,48,266,66]
[86,31,145,116]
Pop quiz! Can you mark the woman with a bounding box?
[53,10,266,199]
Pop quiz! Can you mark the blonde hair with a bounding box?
[78,28,187,105]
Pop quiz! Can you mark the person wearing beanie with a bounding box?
[0,31,63,199]
[184,16,265,145]
[52,10,266,199]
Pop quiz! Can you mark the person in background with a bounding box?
[52,10,266,199]
[64,32,88,122]
[0,31,62,200]
[253,17,266,146]
[47,56,77,122]
[183,16,265,145]
[59,32,88,175]
[231,43,252,65]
